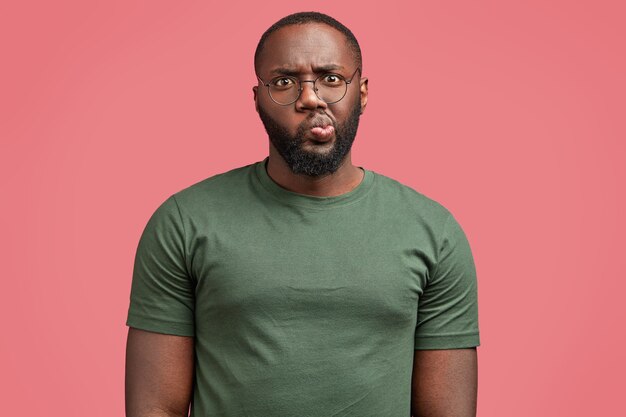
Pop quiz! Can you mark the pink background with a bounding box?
[1,1,624,415]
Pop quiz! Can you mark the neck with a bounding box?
[266,145,364,197]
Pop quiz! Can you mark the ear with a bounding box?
[253,85,259,113]
[359,77,368,114]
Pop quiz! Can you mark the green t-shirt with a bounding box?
[126,157,480,416]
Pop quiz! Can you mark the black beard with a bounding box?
[258,100,361,177]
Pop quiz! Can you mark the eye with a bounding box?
[321,74,342,84]
[271,77,296,88]
[318,74,345,88]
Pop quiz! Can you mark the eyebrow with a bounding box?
[269,64,345,76]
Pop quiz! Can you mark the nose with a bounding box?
[295,80,327,111]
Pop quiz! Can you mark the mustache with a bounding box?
[297,111,337,133]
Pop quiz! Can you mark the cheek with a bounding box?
[332,91,361,120]
[330,104,355,126]
[260,103,301,132]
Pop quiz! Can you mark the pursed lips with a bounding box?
[304,114,336,141]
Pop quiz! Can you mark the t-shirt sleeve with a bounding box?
[125,195,195,337]
[414,213,480,349]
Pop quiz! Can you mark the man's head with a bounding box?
[253,12,368,177]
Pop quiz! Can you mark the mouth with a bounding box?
[305,115,336,142]
[309,125,335,141]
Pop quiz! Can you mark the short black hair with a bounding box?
[254,11,362,74]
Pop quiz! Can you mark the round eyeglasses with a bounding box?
[257,67,361,106]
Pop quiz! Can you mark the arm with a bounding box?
[411,348,477,417]
[125,327,195,417]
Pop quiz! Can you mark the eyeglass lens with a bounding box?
[268,74,347,105]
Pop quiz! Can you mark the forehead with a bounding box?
[257,23,354,74]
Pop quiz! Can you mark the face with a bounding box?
[253,23,368,177]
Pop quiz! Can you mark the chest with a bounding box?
[187,208,434,335]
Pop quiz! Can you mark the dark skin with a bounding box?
[125,329,194,417]
[253,23,368,197]
[125,23,477,417]
[412,348,478,417]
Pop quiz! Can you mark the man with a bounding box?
[125,11,480,417]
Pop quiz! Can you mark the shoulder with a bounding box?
[369,170,454,227]
[177,161,255,198]
[167,161,258,213]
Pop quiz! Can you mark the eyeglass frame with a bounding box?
[256,67,362,106]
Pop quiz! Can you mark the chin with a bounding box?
[302,139,335,152]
